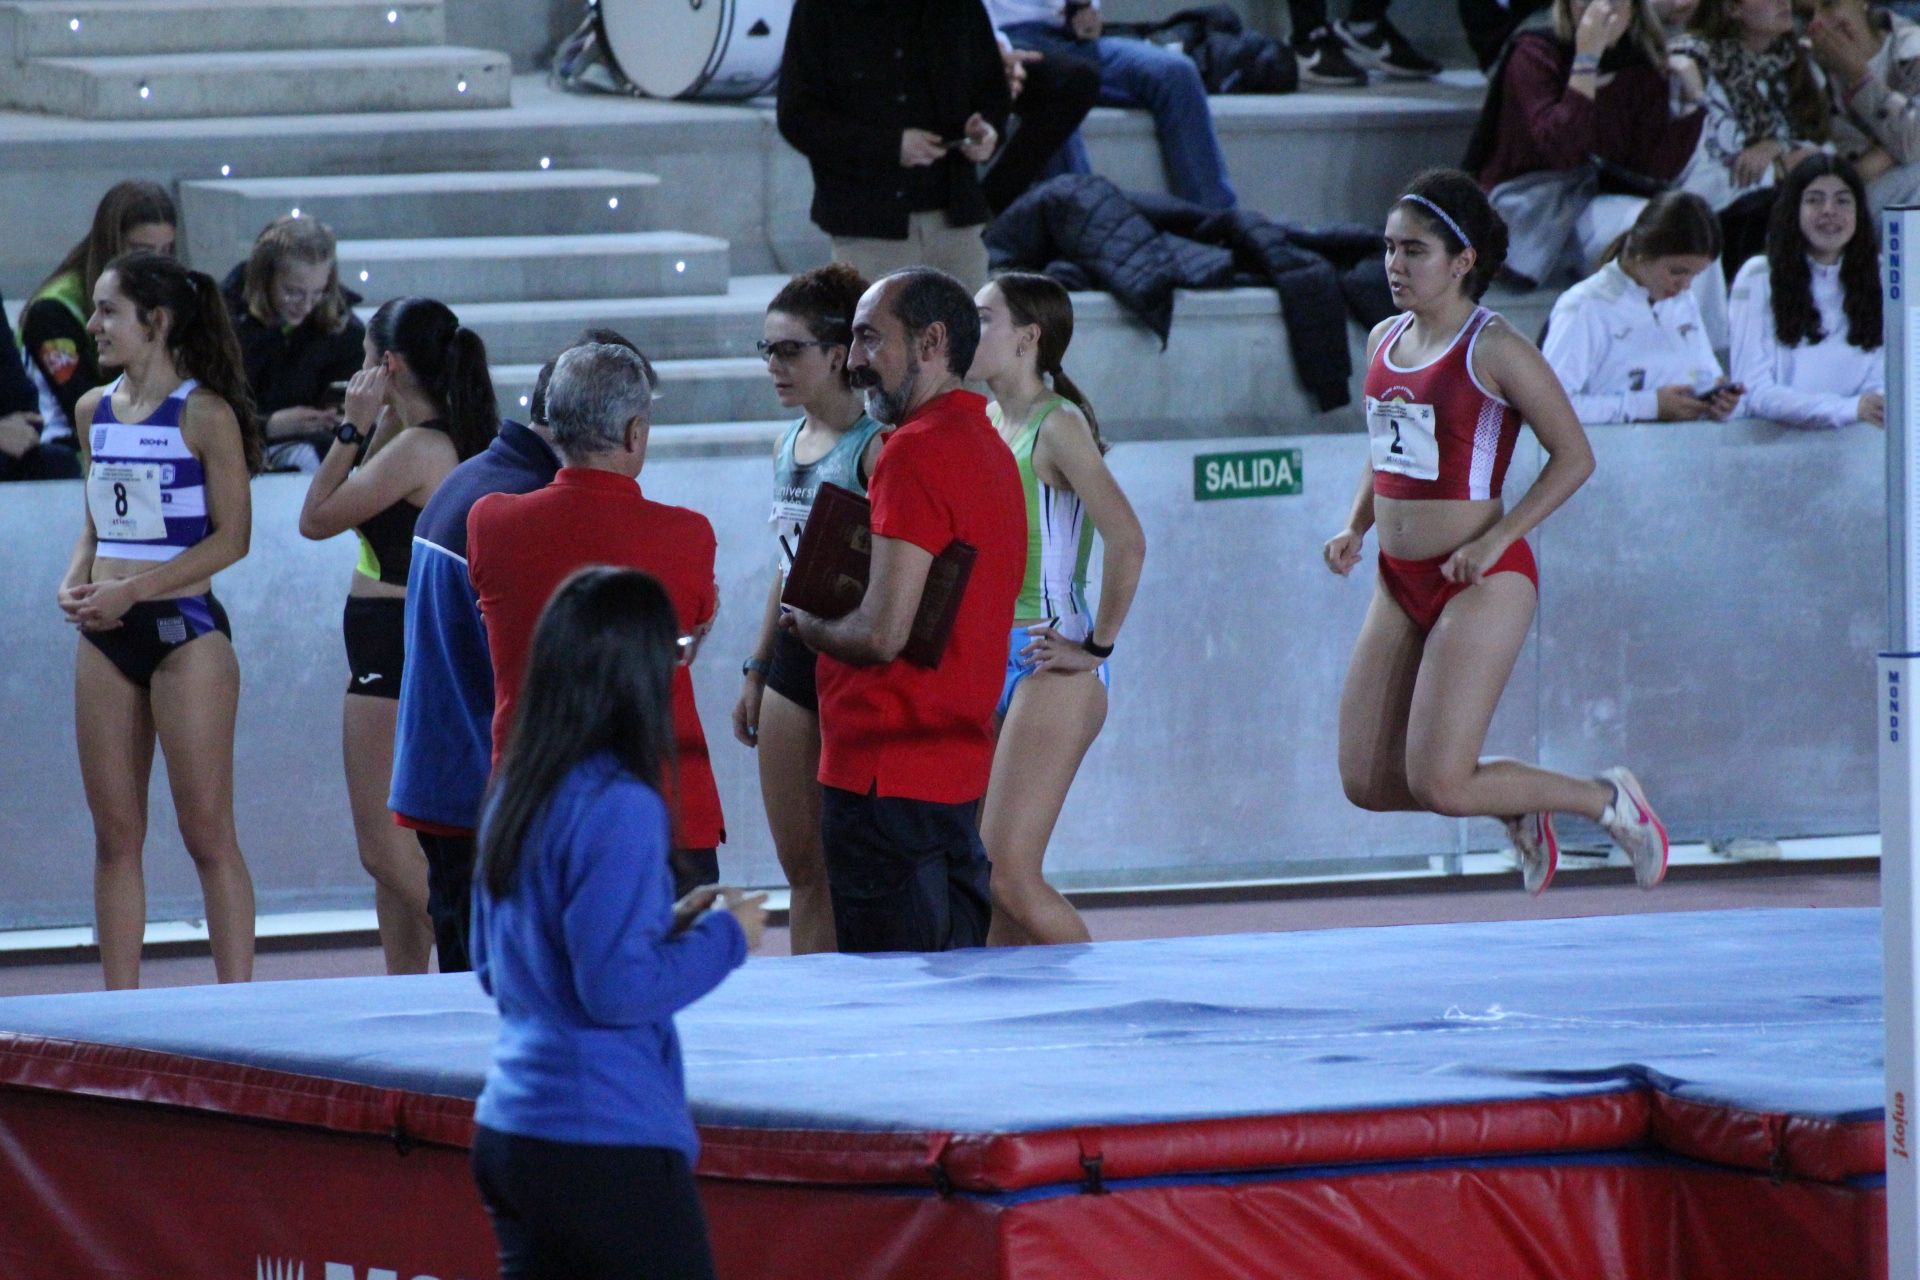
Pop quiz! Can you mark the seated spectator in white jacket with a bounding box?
[1809,0,1920,213]
[1728,153,1885,428]
[1543,191,1741,422]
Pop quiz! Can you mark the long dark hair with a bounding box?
[103,252,263,474]
[1688,0,1830,142]
[769,262,867,388]
[41,180,177,304]
[1766,153,1882,351]
[478,567,680,899]
[991,272,1107,453]
[1601,190,1721,266]
[367,296,498,461]
[1394,169,1510,301]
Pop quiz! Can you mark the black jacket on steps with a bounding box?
[985,175,1393,412]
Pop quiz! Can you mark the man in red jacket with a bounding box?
[785,269,1026,953]
[467,342,724,897]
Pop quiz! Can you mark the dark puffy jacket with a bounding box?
[986,175,1392,411]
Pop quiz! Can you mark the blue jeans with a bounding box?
[1003,22,1237,210]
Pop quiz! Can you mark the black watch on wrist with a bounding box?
[1081,635,1115,659]
[335,419,365,446]
[742,657,772,680]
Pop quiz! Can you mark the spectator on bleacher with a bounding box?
[20,181,176,459]
[222,216,365,473]
[1542,191,1741,421]
[1470,0,1706,290]
[1289,0,1442,84]
[298,297,496,975]
[469,566,763,1280]
[778,0,1010,290]
[1670,0,1829,268]
[467,343,726,906]
[1808,0,1920,211]
[0,292,57,482]
[1728,153,1885,427]
[982,17,1101,214]
[987,1,1237,209]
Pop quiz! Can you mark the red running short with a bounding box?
[1377,538,1538,634]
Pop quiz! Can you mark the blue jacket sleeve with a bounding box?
[562,781,747,1027]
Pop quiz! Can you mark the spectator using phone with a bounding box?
[1728,153,1885,429]
[1542,192,1740,421]
[223,216,366,472]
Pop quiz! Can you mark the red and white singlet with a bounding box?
[1364,306,1523,502]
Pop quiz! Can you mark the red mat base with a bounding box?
[0,1083,1885,1280]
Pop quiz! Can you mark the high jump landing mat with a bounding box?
[0,908,1888,1280]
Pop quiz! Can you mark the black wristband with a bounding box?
[742,657,771,680]
[334,419,365,446]
[1081,635,1114,659]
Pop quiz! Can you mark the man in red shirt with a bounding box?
[784,269,1026,953]
[467,342,724,897]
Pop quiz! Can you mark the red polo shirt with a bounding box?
[815,389,1026,803]
[467,467,724,849]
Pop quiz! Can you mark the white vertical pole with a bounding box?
[1881,205,1920,1277]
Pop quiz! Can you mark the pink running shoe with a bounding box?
[1504,812,1559,895]
[1601,767,1668,889]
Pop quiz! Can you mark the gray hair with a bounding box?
[546,342,655,456]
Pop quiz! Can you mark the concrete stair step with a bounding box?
[1,45,509,119]
[494,357,783,427]
[438,276,786,366]
[0,0,443,61]
[336,231,728,304]
[180,168,662,269]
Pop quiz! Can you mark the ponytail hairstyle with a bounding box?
[1393,169,1509,301]
[41,180,177,304]
[104,251,263,474]
[479,566,680,899]
[1601,190,1721,268]
[242,214,349,334]
[367,296,498,462]
[769,262,868,388]
[1766,152,1881,351]
[990,271,1107,453]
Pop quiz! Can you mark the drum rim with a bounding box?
[596,0,782,100]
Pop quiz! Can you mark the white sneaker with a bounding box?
[1600,767,1668,889]
[1504,812,1559,895]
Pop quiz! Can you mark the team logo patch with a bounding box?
[37,338,80,384]
[157,615,188,645]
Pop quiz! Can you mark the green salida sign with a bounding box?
[1193,447,1303,501]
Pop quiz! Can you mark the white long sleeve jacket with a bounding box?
[1727,255,1883,430]
[1541,261,1725,423]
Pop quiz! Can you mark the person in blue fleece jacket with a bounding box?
[469,565,766,1280]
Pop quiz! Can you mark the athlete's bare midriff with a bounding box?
[1373,493,1505,561]
[90,556,212,600]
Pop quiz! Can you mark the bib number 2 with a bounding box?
[1365,398,1441,482]
[88,463,167,542]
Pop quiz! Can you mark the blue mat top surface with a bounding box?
[0,909,1885,1133]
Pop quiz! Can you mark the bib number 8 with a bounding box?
[114,482,128,517]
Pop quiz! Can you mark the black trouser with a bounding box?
[416,831,475,974]
[1287,0,1390,40]
[819,786,991,953]
[471,1126,716,1280]
[981,50,1101,214]
[670,847,719,902]
[0,440,81,482]
[1459,0,1549,69]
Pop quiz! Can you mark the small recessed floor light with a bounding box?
[674,261,686,273]
[290,207,300,218]
[359,270,370,282]
[387,9,398,22]
[137,82,150,100]
[69,17,81,32]
[220,164,232,176]
[456,79,468,93]
[539,156,551,170]
[608,197,619,210]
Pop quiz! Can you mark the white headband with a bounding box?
[1402,194,1472,251]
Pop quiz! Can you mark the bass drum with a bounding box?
[598,0,789,101]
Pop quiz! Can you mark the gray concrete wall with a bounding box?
[0,420,1882,929]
